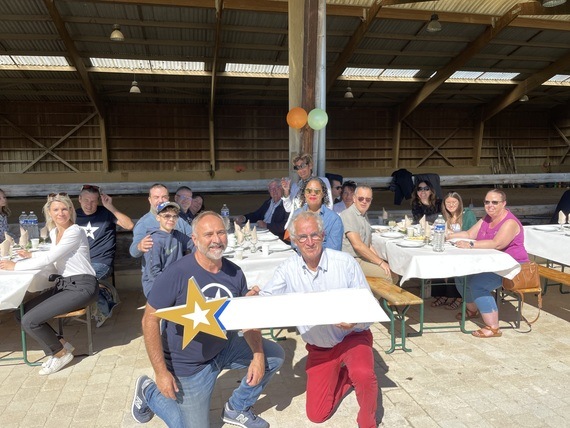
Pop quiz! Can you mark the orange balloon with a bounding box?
[286,107,308,129]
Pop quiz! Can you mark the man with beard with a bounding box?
[131,211,285,428]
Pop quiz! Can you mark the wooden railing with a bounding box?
[2,173,568,197]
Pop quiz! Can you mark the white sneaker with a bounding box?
[39,351,74,375]
[41,356,54,369]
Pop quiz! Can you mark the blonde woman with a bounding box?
[0,193,97,374]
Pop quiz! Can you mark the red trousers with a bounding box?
[305,329,378,428]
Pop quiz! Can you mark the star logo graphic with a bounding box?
[153,277,228,348]
[79,221,99,239]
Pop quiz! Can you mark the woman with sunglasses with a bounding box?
[431,192,478,310]
[0,188,11,243]
[0,193,98,374]
[447,189,529,338]
[411,180,442,223]
[292,177,343,250]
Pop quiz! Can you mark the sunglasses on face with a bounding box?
[357,196,372,203]
[334,186,342,190]
[160,214,179,220]
[295,232,323,243]
[305,188,322,195]
[417,186,430,191]
[81,184,100,192]
[484,200,503,206]
[293,163,308,171]
[176,194,192,202]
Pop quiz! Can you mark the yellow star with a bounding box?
[153,277,228,348]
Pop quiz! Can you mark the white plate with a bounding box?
[533,225,559,232]
[396,240,425,248]
[371,225,391,233]
[380,231,405,239]
[448,238,471,244]
[256,228,269,234]
[258,234,279,242]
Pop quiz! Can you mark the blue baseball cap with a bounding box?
[156,201,180,214]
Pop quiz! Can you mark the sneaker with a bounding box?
[94,312,108,328]
[131,375,155,424]
[41,356,54,369]
[221,402,269,428]
[38,351,73,375]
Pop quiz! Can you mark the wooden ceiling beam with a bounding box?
[482,50,570,122]
[43,0,105,117]
[397,2,543,122]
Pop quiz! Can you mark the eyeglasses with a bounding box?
[160,214,179,220]
[484,200,503,206]
[357,196,372,203]
[47,192,68,200]
[417,186,430,192]
[334,186,342,190]
[175,194,192,202]
[81,184,100,192]
[295,232,323,243]
[304,188,322,195]
[293,163,308,171]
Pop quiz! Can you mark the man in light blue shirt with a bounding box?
[129,183,192,258]
[260,211,378,428]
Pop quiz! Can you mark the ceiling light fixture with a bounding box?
[426,13,442,33]
[344,86,354,99]
[110,24,124,42]
[130,72,141,94]
[519,94,529,102]
[542,0,567,7]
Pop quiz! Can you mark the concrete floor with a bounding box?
[2,268,570,427]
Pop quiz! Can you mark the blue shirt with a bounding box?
[293,205,344,251]
[260,248,371,348]
[129,210,192,258]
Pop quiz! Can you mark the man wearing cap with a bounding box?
[141,201,192,297]
[129,183,192,258]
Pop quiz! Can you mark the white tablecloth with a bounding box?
[371,234,521,285]
[524,225,570,266]
[0,268,54,310]
[226,232,294,288]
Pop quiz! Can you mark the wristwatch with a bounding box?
[469,241,474,248]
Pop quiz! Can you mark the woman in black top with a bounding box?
[411,180,442,223]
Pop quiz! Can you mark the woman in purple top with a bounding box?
[447,189,529,338]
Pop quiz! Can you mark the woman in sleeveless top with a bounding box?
[447,189,529,338]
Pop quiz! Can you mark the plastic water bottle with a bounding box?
[28,211,39,239]
[432,214,446,252]
[19,212,28,231]
[221,204,230,230]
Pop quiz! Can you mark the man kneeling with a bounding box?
[260,211,378,428]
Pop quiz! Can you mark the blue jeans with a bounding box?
[92,262,112,281]
[145,332,284,428]
[461,272,503,314]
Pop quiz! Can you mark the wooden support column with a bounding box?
[300,0,319,157]
[288,0,304,167]
[392,118,401,169]
[473,119,484,167]
[99,115,109,172]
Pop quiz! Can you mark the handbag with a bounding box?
[502,261,542,325]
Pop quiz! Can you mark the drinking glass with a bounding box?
[250,236,258,253]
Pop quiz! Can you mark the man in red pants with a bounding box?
[260,211,379,427]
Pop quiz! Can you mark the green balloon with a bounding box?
[307,108,328,130]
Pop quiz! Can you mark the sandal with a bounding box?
[455,308,479,321]
[472,325,502,338]
[431,297,448,308]
[445,298,462,310]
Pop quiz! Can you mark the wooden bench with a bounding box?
[366,276,423,354]
[539,264,570,294]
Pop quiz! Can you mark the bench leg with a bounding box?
[381,300,413,354]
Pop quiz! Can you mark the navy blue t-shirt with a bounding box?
[147,253,248,377]
[76,206,116,266]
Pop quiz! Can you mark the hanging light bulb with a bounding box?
[426,14,442,33]
[344,86,354,99]
[130,72,141,94]
[542,0,566,7]
[519,94,529,102]
[110,24,124,42]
